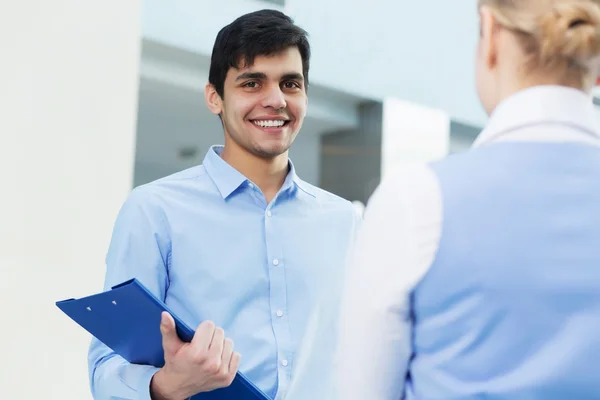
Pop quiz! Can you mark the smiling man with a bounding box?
[87,9,360,400]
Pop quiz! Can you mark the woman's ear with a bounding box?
[480,6,500,71]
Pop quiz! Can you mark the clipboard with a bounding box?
[56,278,271,399]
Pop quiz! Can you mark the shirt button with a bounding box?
[276,310,284,317]
[248,183,255,189]
[266,210,272,217]
[281,360,288,367]
[272,259,279,266]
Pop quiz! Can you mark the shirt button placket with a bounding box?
[264,205,291,392]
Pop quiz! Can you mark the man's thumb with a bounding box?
[160,312,180,354]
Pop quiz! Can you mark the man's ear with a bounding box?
[205,83,223,115]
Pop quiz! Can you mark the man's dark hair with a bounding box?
[208,9,311,98]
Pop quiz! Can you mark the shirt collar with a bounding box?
[472,85,600,148]
[202,145,315,200]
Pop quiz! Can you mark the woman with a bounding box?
[287,1,600,399]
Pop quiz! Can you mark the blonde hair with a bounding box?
[479,0,600,84]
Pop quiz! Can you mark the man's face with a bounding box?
[207,47,308,159]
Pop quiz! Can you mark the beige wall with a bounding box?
[0,1,141,398]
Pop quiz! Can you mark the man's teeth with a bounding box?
[253,120,286,128]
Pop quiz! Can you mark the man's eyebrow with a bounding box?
[281,73,304,81]
[235,72,304,82]
[235,72,267,81]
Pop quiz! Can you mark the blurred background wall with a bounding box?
[2,1,142,398]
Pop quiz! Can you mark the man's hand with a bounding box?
[150,312,241,400]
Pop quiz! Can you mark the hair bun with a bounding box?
[538,2,600,66]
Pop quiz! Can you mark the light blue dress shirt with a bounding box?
[88,145,359,400]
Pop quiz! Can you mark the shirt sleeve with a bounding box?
[332,163,443,400]
[87,187,171,400]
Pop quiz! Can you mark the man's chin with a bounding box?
[251,144,291,159]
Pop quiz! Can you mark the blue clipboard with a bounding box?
[56,278,271,400]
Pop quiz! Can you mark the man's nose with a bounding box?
[261,85,286,110]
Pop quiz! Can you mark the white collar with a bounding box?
[473,85,600,148]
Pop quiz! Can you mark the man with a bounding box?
[87,9,359,400]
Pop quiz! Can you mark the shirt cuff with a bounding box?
[128,364,160,400]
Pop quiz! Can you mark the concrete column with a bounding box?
[320,102,383,205]
[381,97,450,177]
[0,1,142,398]
[320,98,449,205]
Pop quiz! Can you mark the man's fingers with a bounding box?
[223,351,241,386]
[208,327,225,359]
[229,352,241,375]
[191,320,216,352]
[220,338,235,372]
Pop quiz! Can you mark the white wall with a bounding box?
[286,0,484,127]
[0,1,141,398]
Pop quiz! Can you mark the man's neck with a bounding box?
[220,145,290,203]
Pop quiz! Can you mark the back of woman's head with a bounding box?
[538,2,600,68]
[476,0,600,113]
[484,0,600,73]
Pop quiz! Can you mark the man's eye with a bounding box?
[283,81,300,89]
[244,81,258,88]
